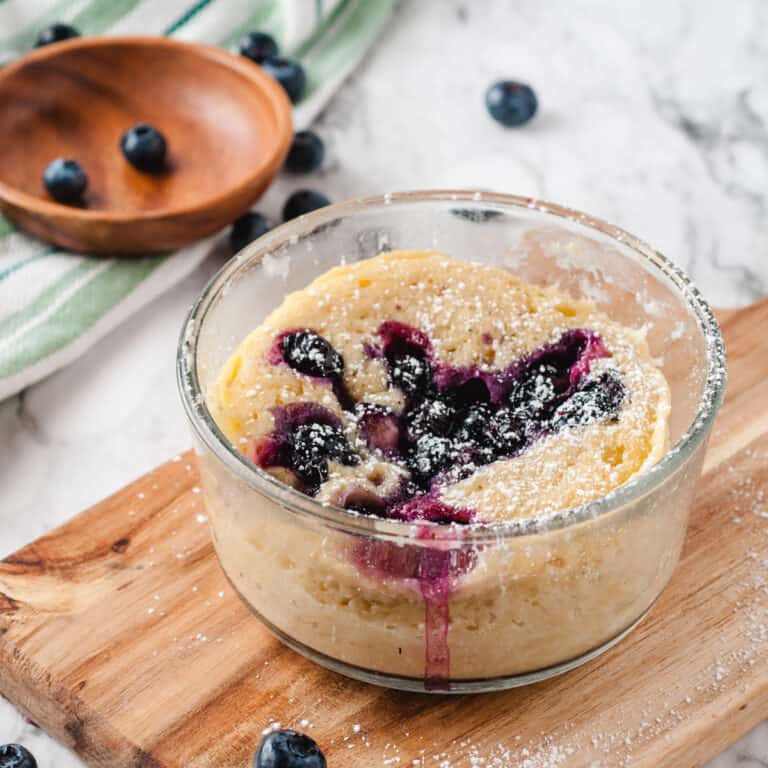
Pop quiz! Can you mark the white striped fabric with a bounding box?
[0,0,395,400]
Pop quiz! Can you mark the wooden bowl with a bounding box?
[0,37,293,254]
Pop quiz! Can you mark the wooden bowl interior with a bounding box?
[0,42,282,213]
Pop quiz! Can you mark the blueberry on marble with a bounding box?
[485,80,538,126]
[43,158,87,204]
[35,23,79,47]
[285,131,325,174]
[280,330,343,379]
[282,189,331,221]
[0,744,37,768]
[239,31,279,63]
[261,57,306,103]
[230,211,270,253]
[255,729,326,768]
[120,124,167,172]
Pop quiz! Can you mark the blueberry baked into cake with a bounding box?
[213,250,670,523]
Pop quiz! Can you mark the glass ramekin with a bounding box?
[177,191,726,693]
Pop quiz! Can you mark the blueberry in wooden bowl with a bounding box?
[0,36,292,254]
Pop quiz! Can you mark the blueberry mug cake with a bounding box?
[204,250,678,686]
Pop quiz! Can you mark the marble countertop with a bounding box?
[2,0,767,765]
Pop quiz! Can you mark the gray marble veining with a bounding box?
[1,0,767,765]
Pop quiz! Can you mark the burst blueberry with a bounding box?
[485,80,538,127]
[262,57,306,103]
[408,434,456,486]
[255,729,326,768]
[387,353,432,397]
[120,124,167,172]
[35,23,79,47]
[230,211,269,253]
[239,31,278,64]
[285,131,325,174]
[43,158,87,204]
[0,744,37,768]
[282,189,331,221]
[405,398,455,440]
[357,405,401,454]
[280,330,343,379]
[292,422,358,487]
[507,363,561,422]
[551,370,626,429]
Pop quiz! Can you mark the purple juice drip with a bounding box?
[421,577,452,689]
[351,520,477,689]
[259,320,625,687]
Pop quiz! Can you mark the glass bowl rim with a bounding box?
[177,189,727,544]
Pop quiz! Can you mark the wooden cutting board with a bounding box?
[2,300,767,768]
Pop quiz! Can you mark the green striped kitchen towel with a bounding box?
[0,0,395,400]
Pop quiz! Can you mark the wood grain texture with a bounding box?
[1,301,767,768]
[0,37,292,254]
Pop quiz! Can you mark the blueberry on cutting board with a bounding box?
[255,729,326,768]
[0,744,37,768]
[43,158,87,204]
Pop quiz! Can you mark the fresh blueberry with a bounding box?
[282,189,330,221]
[230,211,269,253]
[285,131,325,174]
[255,729,326,768]
[280,330,343,379]
[35,23,79,47]
[120,124,167,172]
[0,744,37,768]
[485,80,538,127]
[261,57,306,103]
[43,158,87,204]
[239,31,279,64]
